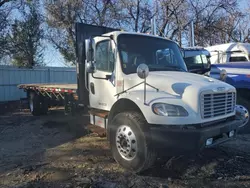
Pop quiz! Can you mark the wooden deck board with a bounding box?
[18,83,77,90]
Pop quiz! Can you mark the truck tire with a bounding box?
[40,97,48,115]
[29,92,48,116]
[236,91,250,133]
[109,111,157,173]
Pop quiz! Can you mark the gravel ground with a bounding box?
[1,108,250,188]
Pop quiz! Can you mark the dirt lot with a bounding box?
[1,108,250,188]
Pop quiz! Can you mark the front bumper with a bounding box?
[149,116,242,156]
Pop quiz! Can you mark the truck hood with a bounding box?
[123,71,235,112]
[210,63,250,89]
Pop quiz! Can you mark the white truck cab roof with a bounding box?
[205,42,250,54]
[183,47,211,58]
[101,31,175,43]
[205,42,250,63]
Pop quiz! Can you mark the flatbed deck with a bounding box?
[18,83,77,93]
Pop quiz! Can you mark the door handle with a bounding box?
[90,82,95,94]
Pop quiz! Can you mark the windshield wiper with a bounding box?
[164,65,187,72]
[148,65,187,72]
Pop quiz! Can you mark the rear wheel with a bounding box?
[40,97,48,115]
[28,92,48,116]
[109,111,157,173]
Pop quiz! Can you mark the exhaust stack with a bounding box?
[151,17,156,36]
[190,20,195,47]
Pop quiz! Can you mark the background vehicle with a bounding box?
[18,23,243,173]
[205,42,250,64]
[210,62,250,93]
[182,47,211,75]
[182,47,250,96]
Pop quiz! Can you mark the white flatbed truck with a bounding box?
[18,23,243,173]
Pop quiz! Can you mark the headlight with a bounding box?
[152,103,188,117]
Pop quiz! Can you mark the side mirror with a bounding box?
[137,63,149,79]
[85,37,95,73]
[219,69,227,81]
[86,61,96,73]
[85,38,95,62]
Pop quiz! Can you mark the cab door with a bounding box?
[88,38,116,111]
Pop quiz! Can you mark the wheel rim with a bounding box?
[237,105,249,128]
[241,108,249,128]
[116,125,137,161]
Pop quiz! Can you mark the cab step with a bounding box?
[88,109,109,129]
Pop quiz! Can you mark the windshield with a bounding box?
[117,34,187,74]
[229,56,248,62]
[184,54,210,70]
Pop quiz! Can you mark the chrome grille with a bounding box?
[201,92,236,119]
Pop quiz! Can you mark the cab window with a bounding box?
[229,56,247,62]
[95,40,114,72]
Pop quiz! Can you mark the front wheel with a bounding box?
[109,111,157,173]
[236,90,250,133]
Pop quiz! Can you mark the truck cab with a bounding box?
[205,42,250,64]
[182,47,211,75]
[86,32,188,111]
[84,31,243,172]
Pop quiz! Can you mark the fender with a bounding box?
[107,90,177,129]
[106,91,182,140]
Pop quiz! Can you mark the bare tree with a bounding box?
[80,0,120,28]
[45,0,83,65]
[0,10,10,59]
[188,0,242,46]
[9,2,44,67]
[43,0,249,65]
[0,0,11,7]
[115,0,153,33]
[0,0,19,61]
[232,3,250,43]
[154,0,189,46]
[45,0,122,65]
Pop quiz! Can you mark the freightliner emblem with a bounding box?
[213,87,226,92]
